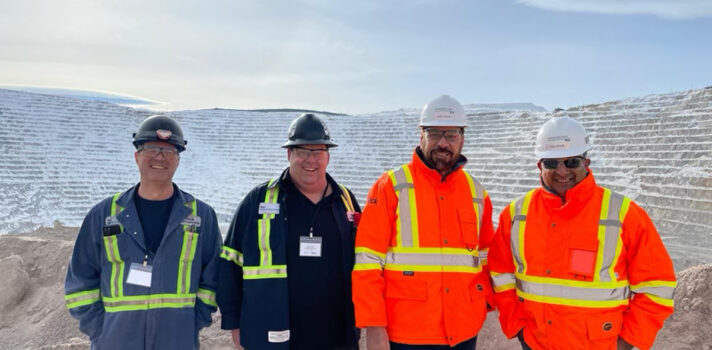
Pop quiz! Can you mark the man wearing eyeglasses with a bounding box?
[353,95,494,349]
[488,116,676,350]
[218,113,361,350]
[64,115,223,349]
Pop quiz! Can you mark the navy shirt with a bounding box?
[284,177,347,350]
[135,189,175,254]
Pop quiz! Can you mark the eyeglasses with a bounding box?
[292,146,328,160]
[138,144,179,158]
[423,128,463,142]
[541,157,584,170]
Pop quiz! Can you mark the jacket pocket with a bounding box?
[385,276,427,300]
[567,234,598,279]
[585,312,622,341]
[457,208,478,247]
[469,275,492,302]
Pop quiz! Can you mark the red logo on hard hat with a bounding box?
[156,129,172,140]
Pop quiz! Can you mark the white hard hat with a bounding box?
[534,116,592,158]
[419,95,467,128]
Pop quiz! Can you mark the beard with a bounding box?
[425,147,459,173]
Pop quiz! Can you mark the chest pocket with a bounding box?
[457,207,479,248]
[567,234,599,279]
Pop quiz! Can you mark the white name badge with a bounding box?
[258,202,280,215]
[299,236,322,257]
[268,329,290,343]
[126,262,152,287]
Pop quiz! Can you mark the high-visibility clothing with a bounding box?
[217,169,360,350]
[353,150,494,346]
[488,171,676,350]
[64,184,222,350]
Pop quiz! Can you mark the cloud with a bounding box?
[517,0,712,19]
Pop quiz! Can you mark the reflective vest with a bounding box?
[353,153,494,346]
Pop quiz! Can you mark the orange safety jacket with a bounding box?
[352,150,494,346]
[488,171,676,350]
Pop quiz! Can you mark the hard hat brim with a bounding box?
[281,139,338,148]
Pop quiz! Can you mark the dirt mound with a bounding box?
[0,225,707,349]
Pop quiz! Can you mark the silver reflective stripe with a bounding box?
[597,190,625,283]
[517,279,630,301]
[355,251,385,266]
[392,166,415,247]
[104,296,195,308]
[243,266,288,276]
[491,272,516,287]
[393,183,414,191]
[220,246,243,266]
[385,251,479,268]
[633,285,675,299]
[512,214,527,222]
[197,288,217,306]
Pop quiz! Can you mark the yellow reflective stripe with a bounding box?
[243,265,287,279]
[463,171,481,236]
[103,235,124,298]
[177,231,198,294]
[611,197,631,280]
[197,288,217,307]
[631,280,676,303]
[383,247,482,273]
[355,247,386,270]
[220,246,243,266]
[479,248,489,265]
[511,190,534,275]
[354,263,383,271]
[111,192,124,231]
[339,184,354,212]
[103,293,196,312]
[259,179,279,267]
[517,272,629,289]
[643,293,674,307]
[495,284,516,292]
[631,280,677,289]
[517,290,630,308]
[355,246,386,260]
[387,169,402,247]
[401,165,419,247]
[65,289,101,309]
[385,264,483,273]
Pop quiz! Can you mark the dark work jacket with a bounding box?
[217,168,361,350]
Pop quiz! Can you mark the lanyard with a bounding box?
[307,183,329,238]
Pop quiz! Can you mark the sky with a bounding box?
[1,0,711,114]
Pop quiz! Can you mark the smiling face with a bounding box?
[538,156,590,197]
[134,141,180,186]
[287,144,330,193]
[419,126,464,175]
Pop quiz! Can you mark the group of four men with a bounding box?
[65,95,676,350]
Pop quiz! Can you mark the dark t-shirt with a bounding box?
[135,191,174,254]
[284,179,347,350]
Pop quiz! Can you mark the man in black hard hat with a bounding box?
[64,115,223,349]
[218,113,361,350]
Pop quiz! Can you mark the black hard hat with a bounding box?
[132,115,187,152]
[281,113,338,148]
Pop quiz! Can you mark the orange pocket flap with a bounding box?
[385,277,427,301]
[585,312,622,340]
[457,208,478,246]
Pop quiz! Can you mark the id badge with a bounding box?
[126,262,152,287]
[299,236,322,257]
[258,202,280,215]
